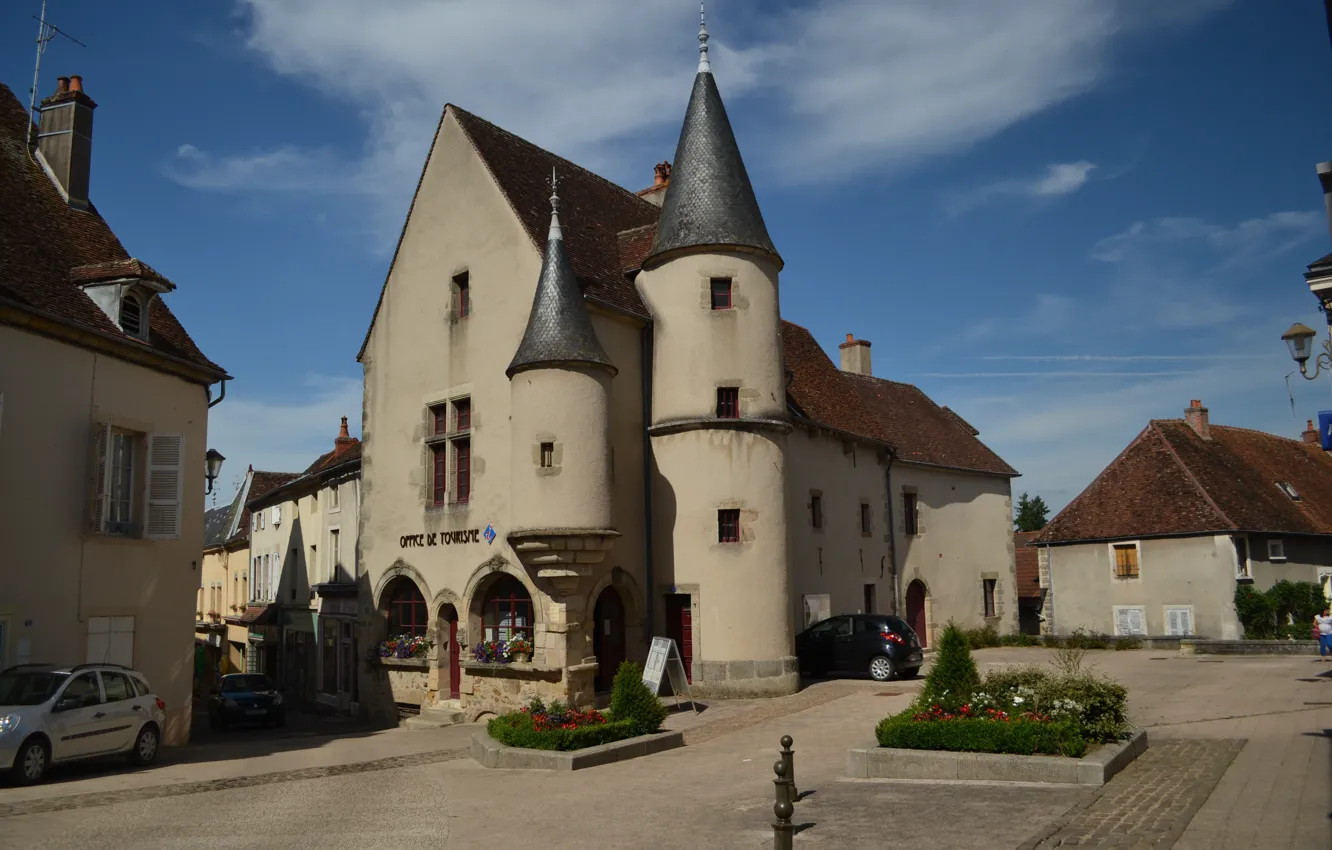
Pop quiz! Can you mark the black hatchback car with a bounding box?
[795,614,923,681]
[207,674,285,730]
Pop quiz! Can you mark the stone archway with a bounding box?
[592,586,627,692]
[906,580,929,648]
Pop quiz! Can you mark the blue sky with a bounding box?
[5,0,1332,514]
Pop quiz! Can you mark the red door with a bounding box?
[440,604,460,700]
[665,594,692,683]
[906,580,927,648]
[593,588,626,692]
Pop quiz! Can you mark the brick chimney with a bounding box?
[838,333,872,376]
[1303,419,1320,444]
[1184,399,1210,441]
[333,416,357,456]
[36,74,97,210]
[637,161,672,208]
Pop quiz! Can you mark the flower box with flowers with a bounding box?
[378,634,432,660]
[471,637,534,665]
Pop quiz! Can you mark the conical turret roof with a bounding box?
[644,10,779,269]
[507,176,617,378]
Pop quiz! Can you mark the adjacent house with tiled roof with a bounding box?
[1035,400,1332,640]
[353,17,1018,722]
[240,420,362,710]
[1014,531,1043,635]
[0,76,228,746]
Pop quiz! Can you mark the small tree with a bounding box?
[917,622,980,710]
[1014,493,1050,532]
[608,660,667,735]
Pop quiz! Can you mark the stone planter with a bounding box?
[471,728,684,771]
[846,729,1148,786]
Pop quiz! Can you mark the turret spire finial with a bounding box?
[698,2,710,74]
[549,167,562,240]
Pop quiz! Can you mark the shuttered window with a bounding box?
[145,433,183,539]
[1113,606,1146,636]
[87,616,135,667]
[1165,607,1194,636]
[1112,543,1139,579]
[92,423,112,533]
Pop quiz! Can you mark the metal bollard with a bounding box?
[773,760,794,850]
[780,735,797,800]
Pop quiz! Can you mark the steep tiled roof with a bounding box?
[1037,419,1332,544]
[69,258,173,288]
[304,440,362,476]
[230,470,301,544]
[203,505,233,549]
[0,84,224,377]
[782,321,1018,476]
[1014,531,1041,599]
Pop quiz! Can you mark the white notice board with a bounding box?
[642,636,697,712]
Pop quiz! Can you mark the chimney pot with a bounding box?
[36,74,95,210]
[55,76,69,94]
[69,75,83,93]
[1304,419,1321,445]
[838,334,873,376]
[333,415,356,455]
[1184,399,1210,441]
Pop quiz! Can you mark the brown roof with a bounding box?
[304,440,362,475]
[0,84,224,377]
[1037,418,1332,544]
[1014,531,1041,599]
[781,321,1017,476]
[227,470,301,546]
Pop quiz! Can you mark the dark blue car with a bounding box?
[207,674,285,730]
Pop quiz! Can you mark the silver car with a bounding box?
[0,663,167,785]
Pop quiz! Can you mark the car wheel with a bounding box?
[9,737,49,786]
[129,724,160,767]
[869,655,896,682]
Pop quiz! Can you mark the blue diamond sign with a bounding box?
[484,524,496,545]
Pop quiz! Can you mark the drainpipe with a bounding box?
[208,378,227,409]
[884,449,899,616]
[640,322,655,638]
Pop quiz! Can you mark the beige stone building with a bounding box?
[1035,401,1332,639]
[0,78,228,744]
[354,20,1018,722]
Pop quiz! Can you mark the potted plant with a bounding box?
[507,635,533,664]
[472,640,509,663]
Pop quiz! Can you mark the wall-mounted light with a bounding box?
[205,449,225,495]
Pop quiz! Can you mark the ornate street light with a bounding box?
[205,449,225,495]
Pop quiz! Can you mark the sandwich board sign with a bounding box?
[642,636,697,713]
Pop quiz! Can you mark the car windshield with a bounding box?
[221,675,274,693]
[0,670,69,706]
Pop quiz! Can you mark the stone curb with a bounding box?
[470,729,685,771]
[845,728,1148,786]
[1180,639,1320,656]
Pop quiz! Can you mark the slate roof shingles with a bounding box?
[0,84,223,376]
[1037,419,1332,544]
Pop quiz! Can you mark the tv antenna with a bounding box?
[27,0,87,150]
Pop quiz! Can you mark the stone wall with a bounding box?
[459,661,597,721]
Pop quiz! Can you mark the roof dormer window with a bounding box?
[119,293,144,338]
[1277,481,1301,501]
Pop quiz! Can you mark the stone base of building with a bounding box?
[459,660,599,721]
[687,656,800,699]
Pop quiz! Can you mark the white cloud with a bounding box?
[169,0,1227,244]
[1091,211,1325,266]
[206,374,362,504]
[946,160,1096,214]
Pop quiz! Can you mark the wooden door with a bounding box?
[906,581,927,648]
[440,604,460,700]
[593,588,626,692]
[665,594,692,683]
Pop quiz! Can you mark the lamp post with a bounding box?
[205,449,225,495]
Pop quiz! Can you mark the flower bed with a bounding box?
[472,636,532,664]
[485,660,667,752]
[378,634,431,659]
[877,623,1131,758]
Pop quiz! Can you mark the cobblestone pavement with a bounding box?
[0,747,471,819]
[679,681,861,745]
[1019,738,1247,850]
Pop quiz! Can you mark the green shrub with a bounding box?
[1032,674,1129,743]
[979,666,1048,694]
[1234,584,1275,638]
[1113,637,1142,651]
[1000,632,1041,647]
[1064,629,1111,650]
[1269,580,1326,628]
[487,711,638,751]
[961,625,1001,649]
[918,622,980,710]
[608,660,667,735]
[875,712,1086,757]
[1279,622,1316,641]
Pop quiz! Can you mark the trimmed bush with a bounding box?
[1113,638,1142,651]
[918,622,980,710]
[875,712,1086,758]
[488,711,638,751]
[961,625,1001,649]
[608,660,668,735]
[1000,632,1041,647]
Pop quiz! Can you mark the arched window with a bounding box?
[119,294,143,337]
[385,578,427,638]
[482,575,533,644]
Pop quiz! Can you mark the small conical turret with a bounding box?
[507,170,616,378]
[645,4,779,269]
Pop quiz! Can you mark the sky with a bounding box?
[4,0,1332,516]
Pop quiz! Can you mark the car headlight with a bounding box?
[0,714,18,735]
[272,693,284,706]
[223,698,239,709]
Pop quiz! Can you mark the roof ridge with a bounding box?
[1038,424,1155,542]
[449,105,658,215]
[1150,421,1236,530]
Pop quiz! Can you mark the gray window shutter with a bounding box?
[91,423,111,533]
[146,433,183,539]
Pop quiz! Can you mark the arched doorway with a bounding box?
[438,604,460,700]
[592,587,626,692]
[906,580,928,648]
